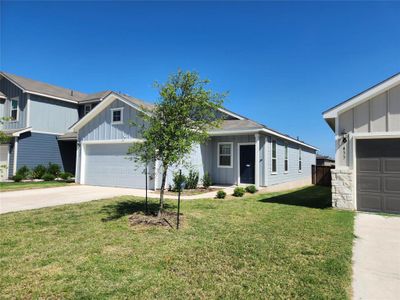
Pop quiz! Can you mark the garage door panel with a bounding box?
[358,193,383,212]
[84,143,146,189]
[383,158,400,173]
[358,158,380,173]
[383,177,400,193]
[384,196,400,214]
[357,176,381,192]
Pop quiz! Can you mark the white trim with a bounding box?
[323,73,400,119]
[80,142,86,185]
[284,142,289,173]
[218,108,244,120]
[75,139,80,184]
[10,97,19,122]
[237,142,256,184]
[31,130,63,135]
[111,107,124,125]
[270,139,277,174]
[255,133,260,188]
[209,128,318,151]
[12,127,32,137]
[217,142,233,168]
[13,137,18,176]
[25,90,78,104]
[81,138,144,145]
[26,95,31,127]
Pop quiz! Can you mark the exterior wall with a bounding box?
[331,169,354,210]
[8,140,15,178]
[79,99,143,142]
[29,94,78,133]
[0,77,27,130]
[264,135,316,186]
[16,132,64,172]
[337,84,400,168]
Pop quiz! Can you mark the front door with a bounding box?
[240,144,255,184]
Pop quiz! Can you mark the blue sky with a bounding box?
[1,1,399,156]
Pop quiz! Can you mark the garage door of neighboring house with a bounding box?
[83,143,146,189]
[357,139,400,214]
[0,144,9,181]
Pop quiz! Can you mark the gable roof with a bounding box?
[0,91,6,99]
[323,72,400,119]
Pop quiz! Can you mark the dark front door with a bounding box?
[240,144,255,184]
[357,139,400,214]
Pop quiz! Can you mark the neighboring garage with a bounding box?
[82,143,147,189]
[357,139,400,214]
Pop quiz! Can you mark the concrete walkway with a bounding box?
[352,213,400,300]
[0,185,234,214]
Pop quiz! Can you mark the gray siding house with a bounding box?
[71,92,317,190]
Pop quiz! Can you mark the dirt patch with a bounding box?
[128,211,183,228]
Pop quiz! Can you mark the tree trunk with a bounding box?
[158,167,168,217]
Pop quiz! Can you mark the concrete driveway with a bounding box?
[353,213,400,300]
[0,185,149,214]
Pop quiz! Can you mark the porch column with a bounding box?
[255,133,260,188]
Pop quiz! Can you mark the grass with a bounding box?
[0,181,73,192]
[0,186,354,299]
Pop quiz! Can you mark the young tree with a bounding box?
[129,70,226,215]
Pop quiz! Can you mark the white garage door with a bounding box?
[84,143,146,189]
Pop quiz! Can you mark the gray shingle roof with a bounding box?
[210,119,264,131]
[80,90,112,102]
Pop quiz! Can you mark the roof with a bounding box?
[80,90,112,103]
[0,91,6,99]
[316,155,335,162]
[210,119,264,131]
[57,132,77,141]
[0,71,87,102]
[2,127,31,137]
[323,72,400,119]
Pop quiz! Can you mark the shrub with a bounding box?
[186,169,199,189]
[16,165,31,179]
[60,172,74,180]
[172,171,186,192]
[32,164,47,179]
[202,172,212,188]
[233,187,245,197]
[245,185,257,194]
[47,163,61,177]
[216,190,226,199]
[12,174,23,182]
[42,173,55,181]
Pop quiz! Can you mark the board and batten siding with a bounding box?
[0,77,27,130]
[29,94,78,133]
[79,99,144,142]
[264,136,316,186]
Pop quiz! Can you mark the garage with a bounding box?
[83,143,147,189]
[357,139,400,214]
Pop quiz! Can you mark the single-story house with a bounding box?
[316,155,335,167]
[323,72,400,214]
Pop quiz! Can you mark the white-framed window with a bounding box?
[84,104,92,115]
[111,107,123,125]
[271,139,277,174]
[284,143,289,173]
[298,147,302,172]
[217,142,233,168]
[10,98,18,121]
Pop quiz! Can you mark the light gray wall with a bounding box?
[29,94,79,133]
[0,77,27,130]
[79,99,144,142]
[264,135,316,186]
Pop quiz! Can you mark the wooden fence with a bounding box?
[312,165,334,187]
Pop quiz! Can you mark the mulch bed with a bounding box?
[128,211,183,228]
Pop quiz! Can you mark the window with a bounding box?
[284,143,289,173]
[10,99,18,121]
[298,148,302,172]
[111,108,123,124]
[218,142,233,168]
[271,140,277,173]
[84,104,92,115]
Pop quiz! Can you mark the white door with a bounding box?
[0,144,9,181]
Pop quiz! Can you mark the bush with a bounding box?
[42,173,55,181]
[16,165,31,179]
[60,172,74,180]
[186,169,199,189]
[233,187,246,197]
[172,171,186,192]
[32,164,47,179]
[202,172,212,188]
[12,174,23,182]
[216,190,226,199]
[245,185,257,194]
[47,163,61,177]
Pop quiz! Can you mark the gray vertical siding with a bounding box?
[16,132,64,172]
[0,77,27,130]
[80,99,144,141]
[8,140,15,178]
[29,94,79,133]
[264,135,316,186]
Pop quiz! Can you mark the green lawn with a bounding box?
[0,186,354,299]
[0,181,73,192]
